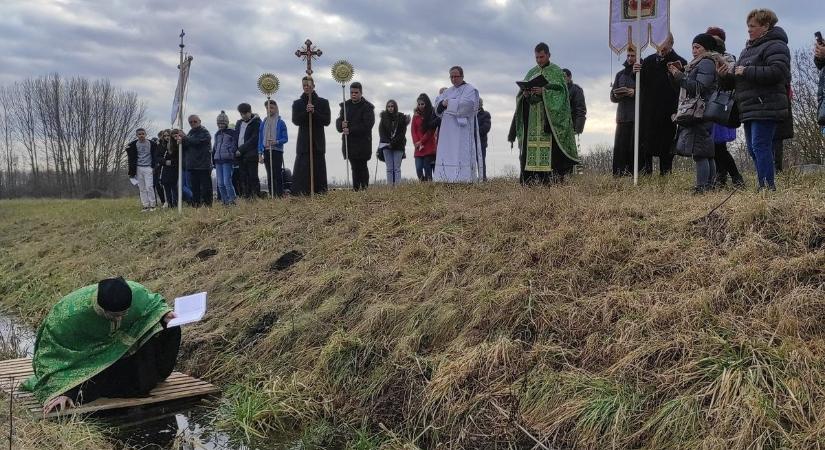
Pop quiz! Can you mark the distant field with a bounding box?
[1,173,824,449]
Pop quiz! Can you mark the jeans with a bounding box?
[189,169,213,207]
[415,156,434,181]
[181,170,193,203]
[693,156,716,190]
[744,120,778,189]
[135,166,156,208]
[215,162,236,204]
[383,149,403,186]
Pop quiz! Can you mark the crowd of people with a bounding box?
[610,8,825,194]
[125,8,825,212]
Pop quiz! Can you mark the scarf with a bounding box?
[264,105,280,151]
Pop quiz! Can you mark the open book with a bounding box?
[166,292,207,327]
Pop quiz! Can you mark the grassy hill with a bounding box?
[1,173,824,449]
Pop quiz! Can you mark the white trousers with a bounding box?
[136,166,157,207]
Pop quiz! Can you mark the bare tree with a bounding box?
[1,74,147,197]
[787,47,825,165]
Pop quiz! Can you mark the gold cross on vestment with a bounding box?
[295,39,323,76]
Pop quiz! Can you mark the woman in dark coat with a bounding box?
[718,8,791,191]
[292,76,331,195]
[672,34,719,194]
[377,100,408,186]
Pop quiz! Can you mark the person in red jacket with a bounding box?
[411,93,437,181]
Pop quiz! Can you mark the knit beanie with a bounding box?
[97,277,132,313]
[216,110,229,125]
[692,33,717,53]
[706,26,726,42]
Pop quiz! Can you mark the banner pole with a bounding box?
[633,1,642,186]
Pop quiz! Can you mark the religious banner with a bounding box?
[170,56,193,125]
[609,0,670,54]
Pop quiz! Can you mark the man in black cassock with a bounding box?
[292,76,331,195]
[635,33,687,176]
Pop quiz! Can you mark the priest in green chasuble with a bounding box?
[508,42,580,184]
[22,277,180,414]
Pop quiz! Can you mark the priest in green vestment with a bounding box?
[21,277,180,414]
[508,42,580,184]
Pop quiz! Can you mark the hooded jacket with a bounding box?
[722,26,791,122]
[234,115,262,162]
[816,55,825,125]
[378,110,408,155]
[335,98,375,160]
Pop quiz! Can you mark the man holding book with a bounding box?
[508,42,579,185]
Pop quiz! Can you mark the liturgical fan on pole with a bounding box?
[257,73,280,198]
[332,60,355,189]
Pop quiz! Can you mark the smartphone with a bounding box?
[816,31,824,46]
[667,61,684,71]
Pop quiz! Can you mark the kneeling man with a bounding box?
[22,277,180,414]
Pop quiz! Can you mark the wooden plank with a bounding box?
[0,358,220,419]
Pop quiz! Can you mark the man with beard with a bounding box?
[634,33,687,176]
[508,42,579,184]
[292,76,331,195]
[335,82,375,191]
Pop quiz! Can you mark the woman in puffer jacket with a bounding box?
[816,37,825,128]
[718,8,790,192]
[671,34,719,194]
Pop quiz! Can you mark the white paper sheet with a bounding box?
[166,292,207,327]
[130,178,139,186]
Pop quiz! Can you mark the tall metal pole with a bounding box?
[342,84,351,188]
[633,2,642,186]
[177,29,185,213]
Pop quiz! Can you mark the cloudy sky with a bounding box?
[1,0,820,182]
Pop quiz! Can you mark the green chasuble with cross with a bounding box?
[515,63,579,171]
[21,281,171,404]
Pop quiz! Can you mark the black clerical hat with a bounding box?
[97,277,132,312]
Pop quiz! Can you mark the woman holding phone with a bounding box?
[717,8,790,192]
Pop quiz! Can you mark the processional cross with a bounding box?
[295,39,323,76]
[294,39,323,196]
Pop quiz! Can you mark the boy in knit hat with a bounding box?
[213,111,238,205]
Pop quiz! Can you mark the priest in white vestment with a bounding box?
[433,66,484,183]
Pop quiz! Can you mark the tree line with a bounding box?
[0,74,146,198]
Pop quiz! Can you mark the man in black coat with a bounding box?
[292,76,331,195]
[477,98,491,181]
[234,103,262,199]
[175,115,212,207]
[563,68,587,135]
[335,82,375,191]
[635,33,687,176]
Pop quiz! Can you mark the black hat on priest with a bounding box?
[97,277,132,313]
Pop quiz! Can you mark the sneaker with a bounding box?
[141,207,150,213]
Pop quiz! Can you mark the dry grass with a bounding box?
[1,171,824,449]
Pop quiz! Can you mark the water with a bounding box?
[0,312,249,450]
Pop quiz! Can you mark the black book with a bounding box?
[516,74,549,91]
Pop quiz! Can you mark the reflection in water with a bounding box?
[0,313,36,357]
[111,402,250,450]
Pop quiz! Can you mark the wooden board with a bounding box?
[0,358,220,419]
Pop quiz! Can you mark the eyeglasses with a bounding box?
[450,75,462,79]
[188,120,200,124]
